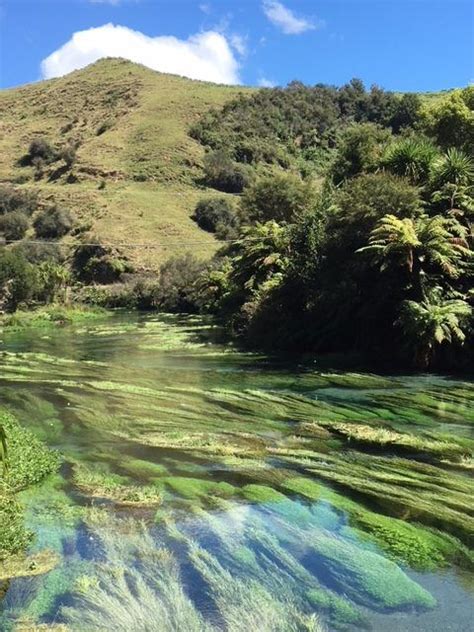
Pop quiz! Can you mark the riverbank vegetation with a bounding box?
[0,410,60,564]
[1,80,472,369]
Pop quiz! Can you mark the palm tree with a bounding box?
[382,138,438,185]
[396,293,472,368]
[431,148,474,189]
[357,214,471,300]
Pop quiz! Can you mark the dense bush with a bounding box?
[194,197,239,238]
[33,206,74,239]
[203,150,251,193]
[330,123,391,184]
[0,211,29,241]
[152,253,208,312]
[0,249,38,310]
[26,137,56,163]
[0,186,38,216]
[241,173,316,224]
[72,238,131,283]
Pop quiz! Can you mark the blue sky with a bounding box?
[0,1,472,91]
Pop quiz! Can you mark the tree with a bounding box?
[240,173,315,224]
[0,212,29,241]
[153,253,208,312]
[37,261,71,303]
[390,93,422,133]
[422,91,474,150]
[357,214,471,300]
[382,138,439,185]
[0,249,38,311]
[396,293,472,368]
[430,148,474,189]
[34,206,74,239]
[330,123,391,184]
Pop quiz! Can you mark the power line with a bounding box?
[1,237,263,249]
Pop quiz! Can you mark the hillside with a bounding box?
[0,58,252,270]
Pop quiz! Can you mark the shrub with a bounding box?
[330,123,391,184]
[194,197,239,238]
[72,238,131,283]
[27,137,56,163]
[152,253,208,312]
[13,240,63,264]
[0,186,38,216]
[33,206,74,239]
[241,173,316,224]
[203,150,251,193]
[0,211,29,241]
[0,249,38,310]
[59,142,78,169]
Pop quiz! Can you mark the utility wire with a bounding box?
[2,238,263,248]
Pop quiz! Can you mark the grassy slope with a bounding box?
[0,58,253,270]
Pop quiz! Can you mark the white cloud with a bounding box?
[258,77,276,88]
[199,3,211,14]
[230,34,247,57]
[262,1,317,35]
[40,23,241,85]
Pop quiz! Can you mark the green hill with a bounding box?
[0,58,252,270]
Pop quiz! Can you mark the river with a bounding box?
[0,312,473,631]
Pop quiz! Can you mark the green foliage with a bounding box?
[396,293,472,368]
[33,205,74,239]
[151,253,209,313]
[0,248,39,310]
[0,186,38,216]
[422,90,474,150]
[0,410,60,492]
[0,410,60,562]
[0,211,29,241]
[240,173,316,224]
[330,123,391,184]
[382,137,439,184]
[73,238,130,283]
[0,424,7,476]
[194,197,239,238]
[0,481,32,561]
[203,150,251,193]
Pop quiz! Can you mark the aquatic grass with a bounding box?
[0,549,59,582]
[328,422,472,461]
[308,531,436,610]
[159,476,236,502]
[0,411,61,493]
[72,463,162,507]
[0,305,107,330]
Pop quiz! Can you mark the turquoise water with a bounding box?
[0,313,473,631]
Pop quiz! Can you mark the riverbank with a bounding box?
[0,304,108,330]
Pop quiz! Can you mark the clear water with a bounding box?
[0,312,473,631]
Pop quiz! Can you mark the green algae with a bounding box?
[309,532,436,610]
[306,589,365,628]
[159,476,236,501]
